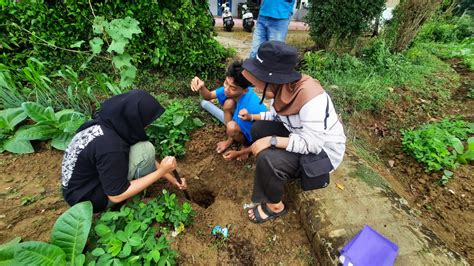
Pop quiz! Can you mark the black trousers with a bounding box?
[251,121,301,203]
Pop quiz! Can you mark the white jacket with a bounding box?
[260,92,346,169]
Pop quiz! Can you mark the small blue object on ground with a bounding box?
[212,225,229,239]
[339,224,399,266]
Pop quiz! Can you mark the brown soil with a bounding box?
[0,124,314,265]
[349,61,474,263]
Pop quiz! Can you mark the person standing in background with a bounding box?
[249,0,296,58]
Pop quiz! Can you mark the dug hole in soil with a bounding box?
[0,124,315,265]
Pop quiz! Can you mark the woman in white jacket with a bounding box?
[239,41,346,223]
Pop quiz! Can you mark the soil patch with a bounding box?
[0,124,314,264]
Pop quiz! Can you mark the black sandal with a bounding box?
[248,203,288,224]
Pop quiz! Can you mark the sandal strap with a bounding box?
[252,205,264,222]
[261,203,276,216]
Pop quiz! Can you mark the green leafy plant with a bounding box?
[12,102,87,151]
[451,136,474,164]
[0,107,30,153]
[0,201,93,265]
[438,170,454,186]
[86,191,194,265]
[147,99,204,158]
[402,118,474,172]
[305,0,386,50]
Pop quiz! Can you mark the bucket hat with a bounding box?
[243,41,302,84]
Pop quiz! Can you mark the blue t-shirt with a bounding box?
[259,0,295,19]
[215,86,267,143]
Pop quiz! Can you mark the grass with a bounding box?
[350,164,387,189]
[302,39,460,115]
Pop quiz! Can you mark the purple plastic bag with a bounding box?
[339,225,399,266]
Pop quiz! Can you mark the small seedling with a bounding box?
[20,196,36,206]
[438,170,453,186]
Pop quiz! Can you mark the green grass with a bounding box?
[350,164,387,189]
[302,39,460,115]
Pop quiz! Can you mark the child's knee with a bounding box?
[226,121,240,136]
[223,99,235,112]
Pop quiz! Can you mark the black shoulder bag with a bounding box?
[299,95,334,191]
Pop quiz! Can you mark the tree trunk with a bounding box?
[391,0,442,53]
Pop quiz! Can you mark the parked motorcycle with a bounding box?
[221,2,234,32]
[241,4,254,32]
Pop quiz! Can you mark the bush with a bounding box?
[305,0,385,50]
[0,1,230,78]
[416,15,473,43]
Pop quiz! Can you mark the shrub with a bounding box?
[1,0,230,78]
[305,0,385,50]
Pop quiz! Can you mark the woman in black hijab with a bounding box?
[60,90,187,213]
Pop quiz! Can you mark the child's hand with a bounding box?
[191,77,205,92]
[238,109,251,121]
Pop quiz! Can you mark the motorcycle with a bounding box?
[221,2,234,32]
[241,4,254,32]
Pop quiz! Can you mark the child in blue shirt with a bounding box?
[191,60,267,160]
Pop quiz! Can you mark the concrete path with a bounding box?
[288,148,468,265]
[214,17,309,31]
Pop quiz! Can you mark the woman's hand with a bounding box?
[251,136,271,156]
[159,156,176,174]
[238,109,251,121]
[190,77,205,92]
[167,176,187,190]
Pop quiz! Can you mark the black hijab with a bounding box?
[78,90,165,145]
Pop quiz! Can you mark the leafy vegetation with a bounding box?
[302,38,458,114]
[0,201,93,265]
[402,118,474,173]
[0,103,87,154]
[147,99,204,158]
[86,191,194,265]
[305,0,385,50]
[414,14,474,69]
[1,1,229,78]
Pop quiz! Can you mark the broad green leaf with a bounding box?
[51,201,92,263]
[468,137,474,150]
[460,150,474,161]
[119,65,136,88]
[3,138,33,154]
[15,241,66,265]
[91,248,105,257]
[192,118,204,127]
[173,115,184,126]
[107,38,128,54]
[128,235,141,247]
[0,107,27,131]
[14,125,58,141]
[121,243,131,257]
[92,16,106,34]
[112,54,132,69]
[70,41,85,48]
[0,237,21,264]
[149,250,160,263]
[74,254,85,266]
[450,138,464,154]
[90,38,104,54]
[95,224,112,237]
[21,102,55,123]
[106,17,141,40]
[107,238,122,257]
[51,133,74,151]
[115,231,127,242]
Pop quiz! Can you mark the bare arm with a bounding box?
[108,156,176,203]
[191,76,216,100]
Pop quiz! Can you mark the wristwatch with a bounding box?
[270,135,277,149]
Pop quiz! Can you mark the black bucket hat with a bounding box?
[243,41,302,84]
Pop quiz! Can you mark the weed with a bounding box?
[438,170,454,186]
[20,195,36,206]
[402,118,473,172]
